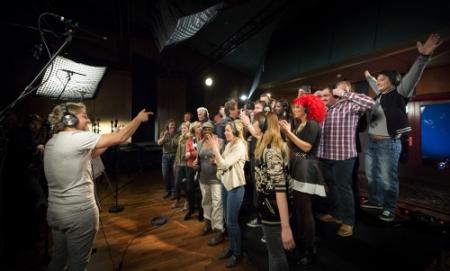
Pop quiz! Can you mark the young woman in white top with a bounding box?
[208,120,247,268]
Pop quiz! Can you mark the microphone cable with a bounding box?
[98,215,116,271]
[117,207,182,271]
[92,162,116,270]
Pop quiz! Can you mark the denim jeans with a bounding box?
[320,158,356,225]
[364,138,401,213]
[261,225,289,271]
[222,184,245,256]
[47,202,99,271]
[161,153,175,195]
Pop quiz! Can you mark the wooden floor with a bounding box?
[87,170,257,271]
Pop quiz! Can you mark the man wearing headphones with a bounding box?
[197,107,210,124]
[44,102,152,271]
[362,33,442,222]
[215,99,239,140]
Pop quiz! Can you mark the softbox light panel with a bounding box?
[36,56,107,100]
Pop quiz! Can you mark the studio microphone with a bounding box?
[44,12,107,40]
[59,69,86,76]
[48,13,79,29]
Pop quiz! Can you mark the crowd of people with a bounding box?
[154,33,441,270]
[2,33,440,270]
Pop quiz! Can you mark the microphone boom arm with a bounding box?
[0,33,73,124]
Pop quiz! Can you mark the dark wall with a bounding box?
[132,54,158,142]
[261,0,450,85]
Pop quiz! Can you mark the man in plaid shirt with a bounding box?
[317,86,375,237]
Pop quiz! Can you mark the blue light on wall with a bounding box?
[421,102,450,160]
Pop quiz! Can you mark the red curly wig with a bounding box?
[292,94,326,123]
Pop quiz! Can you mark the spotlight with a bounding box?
[240,94,248,101]
[205,77,213,87]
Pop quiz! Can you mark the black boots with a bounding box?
[217,249,241,268]
[217,249,233,260]
[198,209,204,221]
[201,220,212,235]
[298,248,317,268]
[208,230,225,246]
[225,255,241,268]
[183,211,192,220]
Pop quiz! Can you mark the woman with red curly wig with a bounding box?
[279,94,326,267]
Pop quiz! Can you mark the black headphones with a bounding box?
[61,103,78,127]
[198,107,210,120]
[393,72,402,86]
[380,70,402,86]
[280,100,289,118]
[228,121,240,137]
[304,106,309,114]
[259,114,268,133]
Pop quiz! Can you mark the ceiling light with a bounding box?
[205,77,213,87]
[240,94,247,101]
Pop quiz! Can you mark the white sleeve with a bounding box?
[75,131,101,150]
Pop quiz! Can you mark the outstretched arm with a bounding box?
[95,109,153,149]
[364,70,380,95]
[397,33,442,97]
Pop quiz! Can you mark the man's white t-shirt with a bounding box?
[44,130,101,207]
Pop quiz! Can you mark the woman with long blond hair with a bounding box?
[254,112,295,271]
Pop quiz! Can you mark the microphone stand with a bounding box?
[56,70,74,101]
[0,26,73,267]
[0,30,73,198]
[109,120,124,213]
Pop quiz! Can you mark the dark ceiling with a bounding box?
[5,0,450,99]
[4,0,324,75]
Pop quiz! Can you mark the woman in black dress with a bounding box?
[279,94,326,267]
